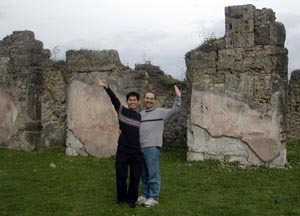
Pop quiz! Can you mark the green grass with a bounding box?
[1,141,300,216]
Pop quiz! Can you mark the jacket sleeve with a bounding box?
[160,96,181,120]
[104,87,121,112]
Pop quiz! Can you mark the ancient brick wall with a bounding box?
[185,5,288,167]
[287,70,300,140]
[0,30,186,156]
[134,64,187,146]
[0,5,294,161]
[42,50,186,157]
[60,52,186,157]
[41,60,67,147]
[0,31,48,151]
[63,49,147,157]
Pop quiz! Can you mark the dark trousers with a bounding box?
[115,148,142,203]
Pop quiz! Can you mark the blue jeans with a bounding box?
[141,146,161,200]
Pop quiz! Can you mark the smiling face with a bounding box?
[144,92,156,110]
[127,96,139,110]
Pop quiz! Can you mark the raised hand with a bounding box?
[95,78,108,89]
[174,85,181,97]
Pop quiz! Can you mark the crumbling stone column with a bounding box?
[0,31,48,150]
[287,70,300,140]
[185,5,288,167]
[41,60,67,147]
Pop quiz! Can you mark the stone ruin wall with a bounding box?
[64,49,143,157]
[185,5,289,167]
[0,5,299,163]
[55,51,187,157]
[42,57,67,148]
[0,31,187,157]
[134,64,188,146]
[0,31,48,151]
[287,70,300,140]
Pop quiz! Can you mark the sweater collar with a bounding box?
[145,107,156,112]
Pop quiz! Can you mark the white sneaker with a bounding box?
[136,196,147,205]
[143,198,159,208]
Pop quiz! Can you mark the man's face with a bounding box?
[127,96,139,110]
[144,92,156,109]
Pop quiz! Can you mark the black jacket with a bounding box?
[105,87,141,151]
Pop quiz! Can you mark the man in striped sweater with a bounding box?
[95,78,142,208]
[137,85,181,207]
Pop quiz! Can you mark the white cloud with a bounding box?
[0,0,300,79]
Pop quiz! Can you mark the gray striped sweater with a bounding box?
[139,96,181,148]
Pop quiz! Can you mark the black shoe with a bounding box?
[127,201,136,208]
[117,200,126,205]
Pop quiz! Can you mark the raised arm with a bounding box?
[161,85,181,120]
[174,85,181,97]
[95,78,121,111]
[95,78,109,89]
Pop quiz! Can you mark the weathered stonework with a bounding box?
[0,29,186,156]
[287,70,300,140]
[66,80,120,157]
[0,88,18,144]
[42,60,67,147]
[0,5,292,162]
[134,64,187,145]
[42,49,147,154]
[64,53,187,157]
[0,31,48,150]
[64,49,146,157]
[185,5,288,167]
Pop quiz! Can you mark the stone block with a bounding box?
[270,22,286,46]
[66,80,121,158]
[255,25,270,45]
[0,88,18,145]
[66,49,122,72]
[188,88,287,165]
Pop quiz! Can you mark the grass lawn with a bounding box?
[0,140,300,216]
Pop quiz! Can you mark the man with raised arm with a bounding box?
[95,78,142,208]
[136,85,181,207]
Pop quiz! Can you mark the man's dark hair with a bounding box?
[144,91,156,99]
[126,91,140,101]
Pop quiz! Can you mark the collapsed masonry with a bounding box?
[0,31,47,150]
[0,5,299,166]
[63,50,187,157]
[0,31,187,156]
[185,4,289,167]
[287,70,300,140]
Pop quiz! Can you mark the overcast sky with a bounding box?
[1,0,299,79]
